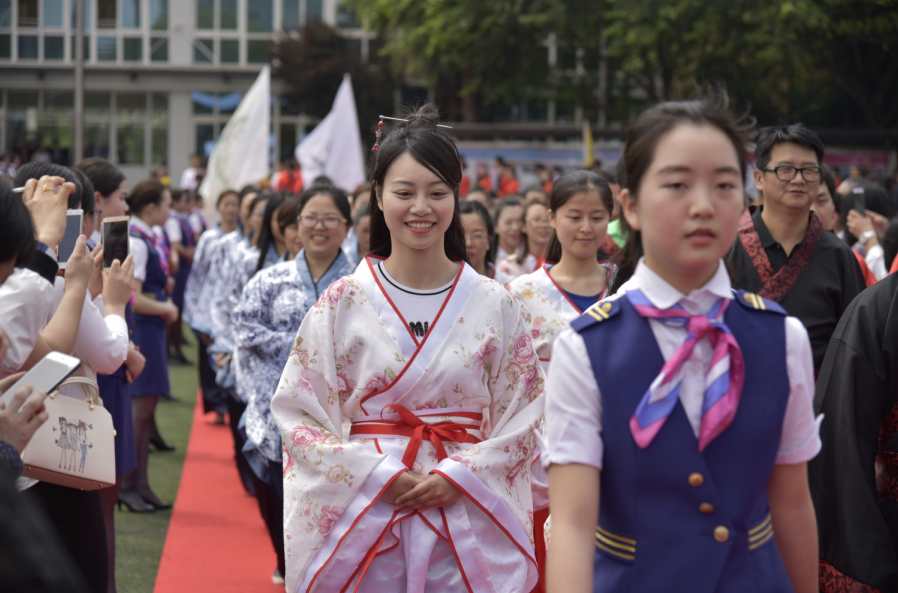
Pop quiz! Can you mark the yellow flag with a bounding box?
[583,119,595,168]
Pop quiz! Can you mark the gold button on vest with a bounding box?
[714,526,730,542]
[699,503,714,514]
[688,472,704,487]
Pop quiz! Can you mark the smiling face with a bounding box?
[550,190,610,261]
[495,204,523,250]
[623,123,744,289]
[376,152,456,256]
[754,142,819,213]
[523,202,552,253]
[298,193,349,261]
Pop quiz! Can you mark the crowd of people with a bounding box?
[0,94,897,593]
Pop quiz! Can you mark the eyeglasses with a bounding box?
[465,231,489,242]
[762,166,822,182]
[299,215,346,229]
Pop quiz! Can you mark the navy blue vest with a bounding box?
[130,228,168,326]
[571,291,794,593]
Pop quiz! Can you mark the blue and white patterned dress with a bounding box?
[233,249,354,480]
[183,225,226,334]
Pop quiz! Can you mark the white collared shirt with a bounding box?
[546,258,821,469]
[129,216,154,282]
[0,268,56,378]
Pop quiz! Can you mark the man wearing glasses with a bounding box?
[731,124,865,372]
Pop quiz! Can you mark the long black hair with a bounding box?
[543,170,613,264]
[610,94,753,294]
[253,191,286,274]
[0,183,36,267]
[459,200,495,264]
[368,104,469,264]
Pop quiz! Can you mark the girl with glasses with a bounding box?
[496,199,553,285]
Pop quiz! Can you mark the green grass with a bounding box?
[115,330,199,593]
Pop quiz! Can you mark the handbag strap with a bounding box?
[50,377,102,410]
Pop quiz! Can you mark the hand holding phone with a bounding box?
[0,352,81,412]
[103,255,135,312]
[58,209,84,269]
[102,217,131,269]
[62,236,94,292]
[22,176,75,248]
[851,186,866,216]
[0,382,49,454]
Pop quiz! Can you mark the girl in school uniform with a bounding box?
[121,179,179,511]
[545,98,820,593]
[270,105,545,593]
[234,189,354,586]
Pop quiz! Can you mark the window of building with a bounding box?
[194,37,213,63]
[96,0,115,28]
[117,92,146,117]
[70,33,90,60]
[152,122,166,166]
[44,34,63,59]
[283,0,298,30]
[18,34,37,58]
[45,91,72,111]
[220,0,236,29]
[150,36,166,61]
[18,0,37,27]
[121,0,139,28]
[152,93,167,114]
[526,99,548,122]
[246,39,267,63]
[195,123,213,156]
[117,123,144,164]
[0,0,10,27]
[97,36,115,60]
[123,36,141,60]
[336,0,358,29]
[0,35,10,58]
[306,0,322,23]
[150,0,166,29]
[43,0,63,27]
[84,123,110,159]
[246,0,271,33]
[84,91,110,115]
[70,0,91,29]
[196,0,213,29]
[220,38,238,63]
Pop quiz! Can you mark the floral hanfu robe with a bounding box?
[271,256,545,593]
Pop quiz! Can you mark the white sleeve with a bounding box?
[776,316,823,465]
[71,290,129,374]
[545,329,604,469]
[164,217,183,244]
[130,237,149,282]
[0,268,57,378]
[865,244,888,281]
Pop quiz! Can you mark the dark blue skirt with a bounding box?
[172,260,192,309]
[130,318,170,396]
[97,368,137,476]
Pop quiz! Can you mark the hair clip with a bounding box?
[371,115,453,152]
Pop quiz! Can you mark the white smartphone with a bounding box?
[0,352,82,411]
[58,209,84,269]
[102,216,130,269]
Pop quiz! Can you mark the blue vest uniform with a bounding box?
[571,290,795,593]
[172,213,196,309]
[130,229,168,327]
[129,229,171,396]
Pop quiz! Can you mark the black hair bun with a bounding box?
[405,103,441,129]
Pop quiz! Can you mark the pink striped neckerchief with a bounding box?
[130,223,171,277]
[625,289,745,452]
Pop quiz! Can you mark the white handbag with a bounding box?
[20,376,116,491]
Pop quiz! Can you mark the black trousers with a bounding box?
[225,391,255,496]
[250,459,285,577]
[196,336,226,415]
[21,482,108,593]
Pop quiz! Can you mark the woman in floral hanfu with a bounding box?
[272,105,545,593]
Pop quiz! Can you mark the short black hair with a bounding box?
[15,162,94,213]
[76,157,125,198]
[0,184,36,267]
[754,124,824,170]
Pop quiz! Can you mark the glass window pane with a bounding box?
[0,0,10,27]
[18,35,38,58]
[0,35,10,58]
[196,0,212,29]
[152,123,167,166]
[117,123,144,164]
[117,92,146,117]
[196,123,213,156]
[37,119,72,165]
[279,123,296,161]
[221,0,236,29]
[43,0,62,27]
[150,36,167,61]
[45,91,73,111]
[336,0,358,29]
[71,0,91,30]
[306,0,321,23]
[70,33,90,60]
[192,92,213,114]
[150,0,166,30]
[282,0,297,30]
[123,37,141,60]
[18,0,37,27]
[121,0,139,27]
[152,93,167,115]
[84,91,110,115]
[96,0,115,28]
[84,123,110,159]
[194,37,212,63]
[44,35,63,59]
[246,39,268,63]
[97,36,115,60]
[220,38,238,63]
[8,90,38,109]
[247,0,271,33]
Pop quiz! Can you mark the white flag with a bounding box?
[296,74,366,193]
[200,65,270,223]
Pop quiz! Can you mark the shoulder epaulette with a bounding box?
[733,290,786,315]
[572,295,623,331]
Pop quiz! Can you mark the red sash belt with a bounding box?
[349,404,482,469]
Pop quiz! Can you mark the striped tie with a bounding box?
[626,290,745,452]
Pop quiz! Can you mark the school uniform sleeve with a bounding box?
[545,328,604,470]
[865,244,888,281]
[0,268,57,378]
[164,217,183,244]
[776,316,822,465]
[129,237,148,283]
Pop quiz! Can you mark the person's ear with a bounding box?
[753,167,765,194]
[375,183,384,211]
[548,209,557,231]
[621,189,642,231]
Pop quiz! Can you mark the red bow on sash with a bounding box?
[349,404,481,469]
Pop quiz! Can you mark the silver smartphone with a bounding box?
[101,216,130,269]
[58,209,84,270]
[0,352,82,411]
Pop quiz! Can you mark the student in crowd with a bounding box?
[120,180,178,512]
[463,187,495,212]
[496,198,552,284]
[460,200,496,278]
[234,187,354,586]
[493,197,524,262]
[188,190,207,237]
[476,162,493,193]
[730,124,866,372]
[842,179,896,281]
[546,96,819,593]
[346,202,371,266]
[523,186,549,206]
[164,189,197,364]
[497,156,521,198]
[271,104,544,593]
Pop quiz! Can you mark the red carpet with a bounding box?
[154,393,283,592]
